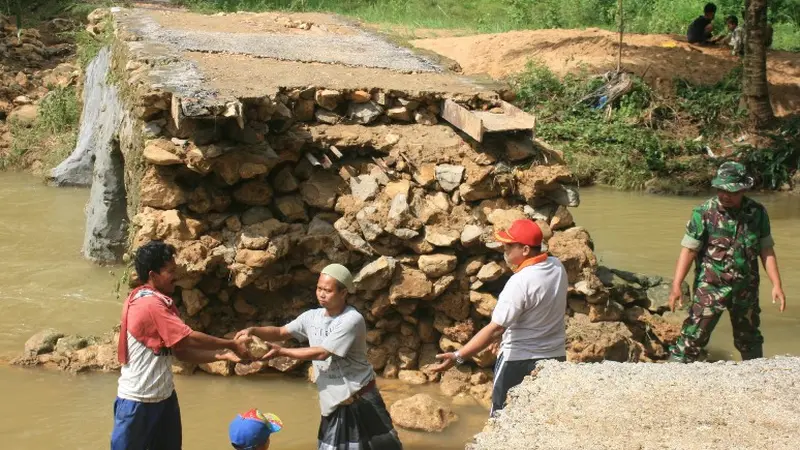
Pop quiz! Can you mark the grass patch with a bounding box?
[2,87,81,171]
[70,18,114,68]
[509,61,798,192]
[4,0,115,26]
[177,0,800,51]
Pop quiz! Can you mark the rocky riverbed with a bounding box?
[469,357,800,450]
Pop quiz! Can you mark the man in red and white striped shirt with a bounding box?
[111,240,250,450]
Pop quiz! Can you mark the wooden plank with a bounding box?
[320,154,333,169]
[329,145,343,159]
[471,111,532,133]
[441,99,485,142]
[306,153,321,167]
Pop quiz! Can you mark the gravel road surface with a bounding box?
[469,357,800,450]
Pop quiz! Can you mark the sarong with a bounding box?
[317,384,402,450]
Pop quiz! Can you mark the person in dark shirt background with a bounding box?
[687,3,717,44]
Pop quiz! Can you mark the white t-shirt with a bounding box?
[117,332,175,403]
[491,256,568,361]
[285,306,375,416]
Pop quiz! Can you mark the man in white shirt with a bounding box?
[432,219,568,416]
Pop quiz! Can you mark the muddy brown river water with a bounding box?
[0,172,798,449]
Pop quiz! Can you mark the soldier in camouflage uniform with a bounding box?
[668,162,786,362]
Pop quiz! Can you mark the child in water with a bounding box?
[229,409,283,450]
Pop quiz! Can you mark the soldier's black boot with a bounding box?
[740,346,763,361]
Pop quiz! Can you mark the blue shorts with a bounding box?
[110,391,182,450]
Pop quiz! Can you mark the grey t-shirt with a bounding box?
[285,305,375,416]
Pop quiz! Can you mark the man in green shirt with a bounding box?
[668,162,786,362]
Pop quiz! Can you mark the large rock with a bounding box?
[242,206,274,225]
[24,329,65,356]
[460,225,484,246]
[389,394,457,432]
[398,370,428,385]
[354,256,397,291]
[273,167,299,193]
[440,366,471,396]
[588,301,624,322]
[54,336,89,354]
[143,139,182,165]
[435,165,465,192]
[645,280,690,313]
[275,195,308,222]
[390,266,433,301]
[548,184,581,207]
[267,356,304,373]
[548,227,597,283]
[51,47,122,187]
[300,171,344,210]
[514,165,576,203]
[350,175,380,202]
[8,104,38,126]
[550,205,574,231]
[82,115,129,263]
[139,166,187,209]
[367,346,389,371]
[234,180,274,206]
[434,291,471,320]
[315,89,341,111]
[417,254,457,278]
[235,237,290,267]
[477,261,505,282]
[425,228,460,247]
[348,102,383,124]
[181,289,209,316]
[240,219,290,249]
[469,291,498,317]
[356,206,384,241]
[199,360,234,376]
[566,315,643,362]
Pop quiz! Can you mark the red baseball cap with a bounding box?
[494,219,543,247]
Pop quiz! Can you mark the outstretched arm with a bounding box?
[670,247,697,311]
[761,247,786,312]
[430,322,506,372]
[173,347,241,364]
[236,326,292,342]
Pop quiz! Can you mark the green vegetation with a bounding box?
[3,0,109,26]
[178,0,800,51]
[510,62,799,192]
[2,87,81,171]
[0,1,115,172]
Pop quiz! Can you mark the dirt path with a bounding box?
[412,28,800,116]
[114,7,499,98]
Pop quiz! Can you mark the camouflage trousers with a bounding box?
[669,282,764,363]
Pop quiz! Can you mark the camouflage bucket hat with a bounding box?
[711,161,753,192]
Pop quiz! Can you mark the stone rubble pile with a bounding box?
[0,14,80,160]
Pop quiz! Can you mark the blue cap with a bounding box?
[229,409,283,450]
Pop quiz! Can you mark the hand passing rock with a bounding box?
[246,335,271,359]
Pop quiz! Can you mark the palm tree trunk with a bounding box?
[743,0,775,127]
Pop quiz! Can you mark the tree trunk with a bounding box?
[743,0,775,127]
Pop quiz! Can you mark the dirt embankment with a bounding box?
[412,28,800,117]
